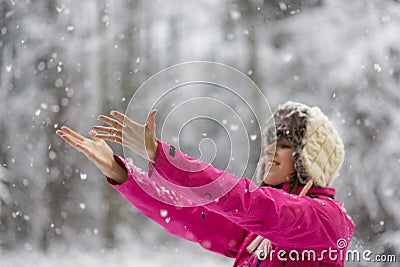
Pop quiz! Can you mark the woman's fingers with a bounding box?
[97,115,123,130]
[56,130,81,149]
[89,130,105,142]
[110,110,143,129]
[146,109,157,132]
[57,128,84,144]
[91,124,122,144]
[60,126,85,142]
[110,110,136,126]
[110,110,128,123]
[91,126,121,137]
[94,133,123,144]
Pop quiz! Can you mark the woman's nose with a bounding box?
[264,143,275,156]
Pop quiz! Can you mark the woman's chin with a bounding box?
[263,177,285,186]
[263,180,278,186]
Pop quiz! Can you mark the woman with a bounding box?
[56,101,354,266]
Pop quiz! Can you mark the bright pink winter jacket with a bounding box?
[108,140,354,267]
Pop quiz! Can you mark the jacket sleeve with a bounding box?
[107,154,246,257]
[150,140,354,251]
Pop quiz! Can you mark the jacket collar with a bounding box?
[282,182,336,198]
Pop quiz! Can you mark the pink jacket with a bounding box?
[108,140,354,266]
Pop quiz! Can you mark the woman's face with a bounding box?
[263,139,296,185]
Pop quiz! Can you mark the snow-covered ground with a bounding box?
[1,241,233,267]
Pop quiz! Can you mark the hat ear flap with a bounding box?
[293,146,310,185]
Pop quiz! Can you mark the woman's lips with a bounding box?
[265,160,279,166]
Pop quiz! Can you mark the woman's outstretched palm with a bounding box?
[56,127,127,183]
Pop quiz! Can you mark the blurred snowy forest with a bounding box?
[1,0,400,266]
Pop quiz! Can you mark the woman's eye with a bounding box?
[279,144,291,149]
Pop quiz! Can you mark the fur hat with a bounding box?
[257,101,345,188]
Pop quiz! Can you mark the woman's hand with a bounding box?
[56,126,128,184]
[91,109,158,163]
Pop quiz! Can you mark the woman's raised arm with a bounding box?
[56,115,246,257]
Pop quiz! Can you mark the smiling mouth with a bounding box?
[266,160,279,166]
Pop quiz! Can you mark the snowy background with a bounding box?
[1,0,400,266]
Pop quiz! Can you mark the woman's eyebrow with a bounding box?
[279,140,294,147]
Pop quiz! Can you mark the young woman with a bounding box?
[57,101,354,266]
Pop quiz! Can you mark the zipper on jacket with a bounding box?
[201,207,205,219]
